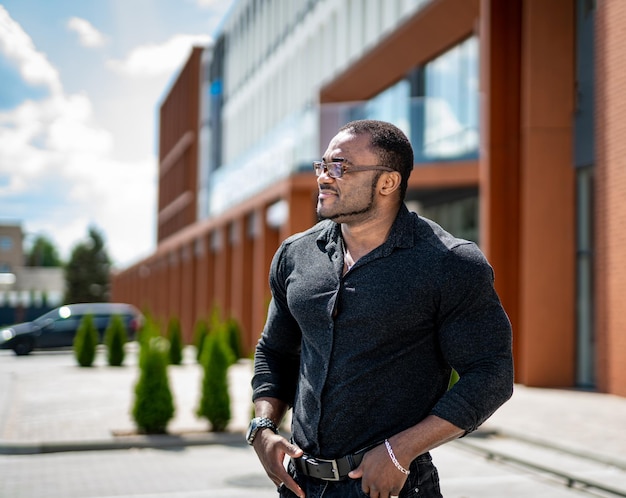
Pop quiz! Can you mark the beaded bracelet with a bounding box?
[384,439,411,475]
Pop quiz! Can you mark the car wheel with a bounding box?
[13,339,34,356]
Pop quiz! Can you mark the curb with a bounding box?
[0,430,247,455]
[480,425,626,471]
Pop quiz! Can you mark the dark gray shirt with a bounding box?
[252,205,513,459]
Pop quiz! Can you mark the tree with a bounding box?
[73,314,98,367]
[104,314,127,367]
[25,235,62,267]
[197,328,231,432]
[193,318,209,363]
[194,305,221,362]
[132,322,175,434]
[64,226,111,303]
[223,317,242,363]
[167,316,183,365]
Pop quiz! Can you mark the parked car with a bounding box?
[0,303,144,356]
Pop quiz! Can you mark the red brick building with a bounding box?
[112,0,626,396]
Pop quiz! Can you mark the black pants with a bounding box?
[279,453,442,498]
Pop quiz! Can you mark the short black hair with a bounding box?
[339,119,414,200]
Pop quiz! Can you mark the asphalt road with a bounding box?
[2,438,617,498]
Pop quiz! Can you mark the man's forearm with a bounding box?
[390,415,464,468]
[253,396,290,426]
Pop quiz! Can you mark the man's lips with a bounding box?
[318,187,337,198]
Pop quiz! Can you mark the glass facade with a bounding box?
[366,36,481,242]
[574,0,596,388]
[205,28,480,226]
[421,36,479,162]
[207,106,318,215]
[319,36,480,164]
[407,189,479,243]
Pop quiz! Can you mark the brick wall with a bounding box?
[595,0,626,395]
[157,47,202,243]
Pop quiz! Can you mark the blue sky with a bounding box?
[0,0,235,267]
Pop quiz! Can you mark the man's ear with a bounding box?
[379,171,401,197]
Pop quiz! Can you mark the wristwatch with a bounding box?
[246,417,279,445]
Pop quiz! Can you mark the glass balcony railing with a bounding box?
[320,96,479,164]
[204,95,479,217]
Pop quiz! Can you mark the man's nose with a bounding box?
[317,169,335,183]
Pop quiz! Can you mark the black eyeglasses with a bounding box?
[313,161,394,179]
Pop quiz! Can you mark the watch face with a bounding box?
[246,417,276,445]
[247,417,262,444]
[246,420,256,442]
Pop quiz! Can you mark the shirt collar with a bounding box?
[316,204,416,255]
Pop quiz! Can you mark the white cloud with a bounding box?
[0,94,111,192]
[89,157,157,267]
[0,7,156,267]
[107,33,212,77]
[0,4,243,267]
[0,5,62,94]
[46,93,113,154]
[67,17,107,48]
[196,0,222,7]
[0,91,155,266]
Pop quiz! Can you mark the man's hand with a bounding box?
[348,442,408,498]
[252,429,305,498]
[348,416,465,497]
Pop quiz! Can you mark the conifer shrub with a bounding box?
[132,321,175,434]
[73,314,98,367]
[138,308,156,343]
[167,316,183,365]
[194,304,221,362]
[197,327,231,432]
[104,314,127,367]
[217,321,236,367]
[207,307,236,366]
[223,317,243,363]
[193,318,209,363]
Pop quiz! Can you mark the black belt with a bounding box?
[293,452,364,481]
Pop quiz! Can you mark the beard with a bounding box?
[317,172,381,223]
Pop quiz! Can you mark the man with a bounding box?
[247,120,514,498]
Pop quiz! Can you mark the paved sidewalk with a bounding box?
[0,346,251,454]
[481,382,626,470]
[1,346,626,495]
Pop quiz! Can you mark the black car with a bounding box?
[0,303,144,355]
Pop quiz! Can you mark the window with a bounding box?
[0,236,13,251]
[407,188,479,243]
[420,36,479,161]
[338,36,480,163]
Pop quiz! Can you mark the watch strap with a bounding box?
[247,417,279,445]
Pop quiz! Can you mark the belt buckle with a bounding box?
[317,457,341,481]
[306,456,341,481]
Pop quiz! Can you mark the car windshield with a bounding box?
[33,306,73,325]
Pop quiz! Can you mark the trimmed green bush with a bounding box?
[207,307,236,366]
[217,323,236,367]
[104,314,127,367]
[223,317,242,363]
[138,308,156,344]
[73,314,98,367]
[193,318,209,362]
[132,322,175,434]
[167,317,183,365]
[137,317,157,364]
[197,329,231,432]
